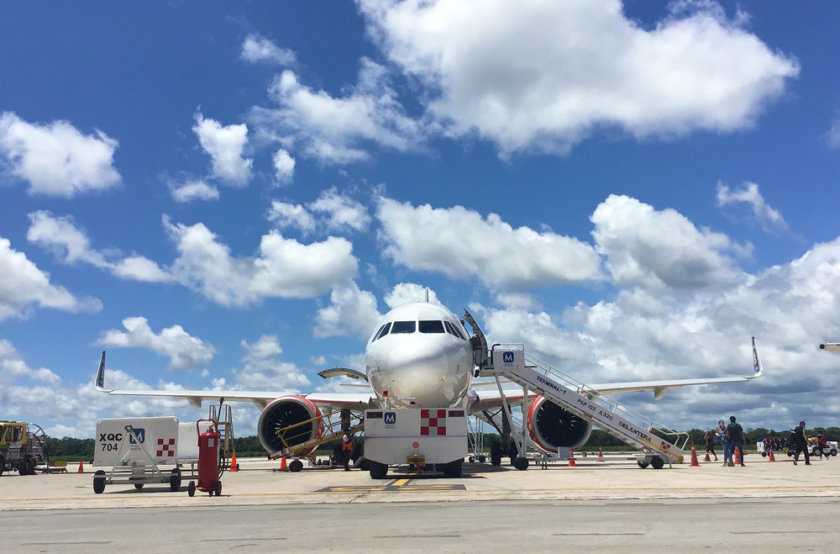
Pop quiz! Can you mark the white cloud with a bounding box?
[97,316,216,371]
[268,188,370,234]
[27,211,173,283]
[384,283,441,309]
[591,194,749,290]
[314,281,381,338]
[240,34,296,65]
[164,217,359,306]
[272,148,295,184]
[193,112,253,185]
[170,179,220,203]
[377,197,603,289]
[0,339,61,386]
[250,58,422,164]
[716,181,788,233]
[357,0,799,156]
[0,111,120,197]
[0,236,100,321]
[232,335,310,391]
[267,201,316,233]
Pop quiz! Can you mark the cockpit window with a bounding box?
[391,321,416,334]
[419,320,445,333]
[444,321,467,340]
[372,322,391,342]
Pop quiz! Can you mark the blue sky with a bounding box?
[2,0,840,439]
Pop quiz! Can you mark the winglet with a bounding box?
[751,337,764,378]
[94,351,110,391]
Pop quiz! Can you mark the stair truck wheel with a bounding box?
[513,457,529,471]
[369,460,388,479]
[637,460,649,469]
[93,470,106,494]
[188,481,196,497]
[289,459,303,472]
[651,456,665,469]
[169,469,181,492]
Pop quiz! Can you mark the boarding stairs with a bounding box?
[480,344,689,466]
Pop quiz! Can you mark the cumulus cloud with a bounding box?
[272,148,295,184]
[315,281,381,338]
[0,236,100,321]
[170,179,220,203]
[240,33,297,65]
[0,111,120,196]
[267,201,316,233]
[384,282,441,309]
[193,112,253,185]
[27,211,172,283]
[97,316,216,370]
[268,188,370,234]
[591,194,749,290]
[249,58,422,164]
[0,339,61,386]
[357,0,799,156]
[164,217,358,306]
[716,181,788,233]
[232,335,310,391]
[377,197,603,289]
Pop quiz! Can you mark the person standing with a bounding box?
[704,430,718,461]
[341,431,354,471]
[715,420,730,467]
[726,416,746,467]
[792,421,811,466]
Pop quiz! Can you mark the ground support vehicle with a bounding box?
[0,421,48,475]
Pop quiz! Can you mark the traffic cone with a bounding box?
[598,447,604,462]
[230,450,238,472]
[734,446,742,466]
[78,460,84,473]
[568,448,576,467]
[690,442,700,467]
[704,452,711,462]
[768,448,776,462]
[279,455,288,471]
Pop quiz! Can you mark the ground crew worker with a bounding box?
[726,416,746,467]
[792,421,811,466]
[341,431,354,471]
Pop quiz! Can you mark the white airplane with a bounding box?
[95,299,763,472]
[819,343,840,352]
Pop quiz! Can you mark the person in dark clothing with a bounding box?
[704,431,718,461]
[792,421,811,466]
[341,431,354,470]
[726,416,746,466]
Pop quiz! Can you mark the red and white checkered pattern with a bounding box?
[420,409,447,436]
[156,438,175,457]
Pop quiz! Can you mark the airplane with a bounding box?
[819,343,840,352]
[95,298,763,476]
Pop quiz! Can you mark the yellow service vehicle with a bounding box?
[0,421,48,475]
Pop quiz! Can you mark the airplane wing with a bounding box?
[94,351,374,411]
[820,343,840,352]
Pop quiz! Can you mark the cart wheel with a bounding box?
[188,481,196,497]
[637,460,649,469]
[478,455,486,463]
[134,483,144,490]
[214,481,222,496]
[170,469,181,492]
[93,470,106,494]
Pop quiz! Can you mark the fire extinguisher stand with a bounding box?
[188,418,225,497]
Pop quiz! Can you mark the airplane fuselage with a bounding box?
[365,302,473,409]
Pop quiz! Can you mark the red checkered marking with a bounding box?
[156,437,176,457]
[420,409,447,436]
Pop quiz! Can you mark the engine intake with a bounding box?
[257,396,323,457]
[526,397,592,452]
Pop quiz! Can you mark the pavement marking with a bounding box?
[315,478,466,493]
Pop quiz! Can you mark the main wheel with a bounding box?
[93,470,106,494]
[169,469,181,492]
[490,442,502,466]
[188,481,196,497]
[369,461,388,479]
[651,456,665,470]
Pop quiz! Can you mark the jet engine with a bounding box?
[257,395,323,457]
[526,397,592,452]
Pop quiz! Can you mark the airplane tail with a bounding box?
[94,351,110,391]
[751,337,764,378]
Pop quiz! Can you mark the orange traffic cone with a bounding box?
[768,448,776,462]
[704,452,711,462]
[598,447,605,462]
[279,455,288,471]
[78,460,84,473]
[230,450,238,472]
[734,446,742,466]
[568,448,576,467]
[690,442,700,467]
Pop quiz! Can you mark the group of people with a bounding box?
[704,418,817,467]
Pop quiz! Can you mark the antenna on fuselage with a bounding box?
[425,288,429,303]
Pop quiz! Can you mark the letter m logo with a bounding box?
[503,351,514,364]
[384,412,396,425]
[129,428,145,444]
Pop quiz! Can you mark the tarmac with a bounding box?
[2,450,839,511]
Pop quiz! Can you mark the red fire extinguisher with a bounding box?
[188,419,222,497]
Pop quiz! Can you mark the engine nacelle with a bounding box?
[526,396,592,452]
[257,395,323,457]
